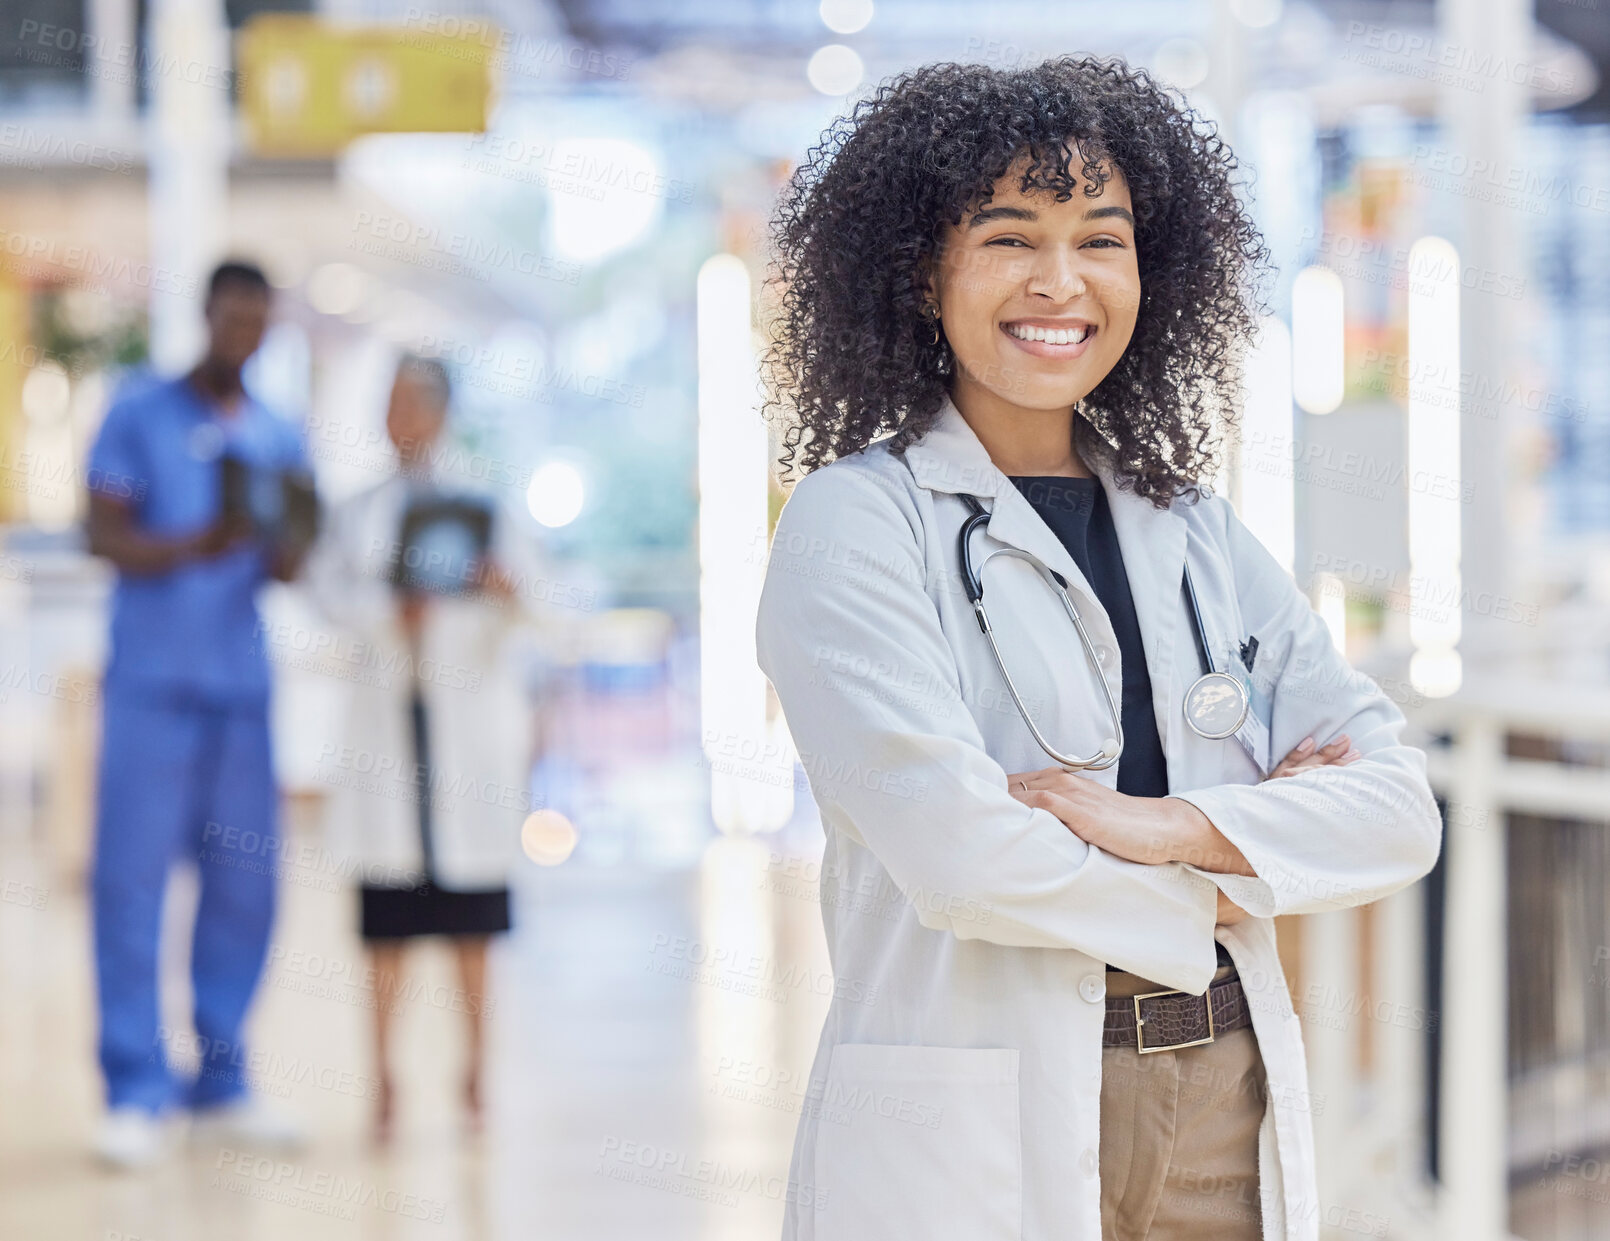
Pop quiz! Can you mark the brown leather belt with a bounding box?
[1102,971,1253,1053]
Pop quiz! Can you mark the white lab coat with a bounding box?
[754,394,1443,1241]
[305,467,544,891]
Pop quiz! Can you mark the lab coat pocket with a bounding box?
[813,1043,1022,1240]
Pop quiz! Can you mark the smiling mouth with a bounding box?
[998,320,1101,363]
[1000,321,1098,351]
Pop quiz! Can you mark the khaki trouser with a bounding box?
[1098,964,1267,1240]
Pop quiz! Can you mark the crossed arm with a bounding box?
[1006,732,1360,923]
[1008,491,1441,922]
[757,468,1441,991]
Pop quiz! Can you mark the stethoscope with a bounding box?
[958,493,1251,771]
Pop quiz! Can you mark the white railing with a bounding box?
[1408,681,1610,1241]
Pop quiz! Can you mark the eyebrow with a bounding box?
[966,203,1135,229]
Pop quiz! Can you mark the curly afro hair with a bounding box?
[762,55,1274,508]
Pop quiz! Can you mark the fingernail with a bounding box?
[1297,737,1314,753]
[1343,748,1360,761]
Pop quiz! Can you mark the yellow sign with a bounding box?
[238,15,497,157]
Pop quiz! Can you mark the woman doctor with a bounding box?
[755,58,1443,1241]
[307,355,543,1143]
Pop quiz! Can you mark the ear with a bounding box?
[914,256,940,314]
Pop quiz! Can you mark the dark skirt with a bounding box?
[358,688,514,942]
[359,882,511,941]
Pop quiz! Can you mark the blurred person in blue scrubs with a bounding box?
[84,259,312,1168]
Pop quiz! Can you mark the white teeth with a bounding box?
[1006,323,1092,344]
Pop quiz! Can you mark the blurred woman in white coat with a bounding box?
[307,355,542,1142]
[754,59,1442,1241]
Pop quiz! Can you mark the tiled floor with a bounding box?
[0,803,831,1241]
[6,761,1607,1239]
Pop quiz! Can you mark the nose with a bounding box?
[1025,245,1088,303]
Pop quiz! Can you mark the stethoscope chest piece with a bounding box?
[1182,670,1250,740]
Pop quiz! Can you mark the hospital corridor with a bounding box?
[4,1,1610,1239]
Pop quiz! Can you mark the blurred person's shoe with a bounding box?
[188,1094,307,1153]
[95,1107,174,1170]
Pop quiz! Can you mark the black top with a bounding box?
[1008,476,1167,798]
[1007,475,1232,971]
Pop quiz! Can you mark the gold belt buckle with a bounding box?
[1133,987,1216,1054]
